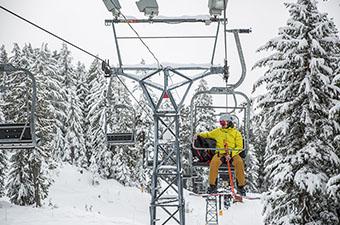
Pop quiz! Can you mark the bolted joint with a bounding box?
[101,60,112,77]
[112,67,123,76]
[223,59,229,84]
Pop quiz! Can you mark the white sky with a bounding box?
[0,0,339,103]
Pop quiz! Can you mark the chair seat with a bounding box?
[0,141,35,149]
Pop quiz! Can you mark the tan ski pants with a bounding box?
[208,153,246,187]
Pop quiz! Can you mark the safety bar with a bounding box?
[191,138,244,154]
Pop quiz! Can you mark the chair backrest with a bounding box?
[107,132,135,145]
[0,123,34,149]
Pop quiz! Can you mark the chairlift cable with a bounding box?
[0,5,154,121]
[0,6,105,63]
[115,75,153,121]
[223,0,228,67]
[111,8,183,109]
[223,0,229,115]
[221,0,229,86]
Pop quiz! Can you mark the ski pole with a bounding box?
[226,148,242,202]
[224,143,235,195]
[226,157,235,195]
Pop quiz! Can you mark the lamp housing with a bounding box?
[103,0,121,17]
[136,0,159,17]
[208,0,226,16]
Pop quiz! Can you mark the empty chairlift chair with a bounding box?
[105,74,136,146]
[0,64,37,149]
[106,104,136,145]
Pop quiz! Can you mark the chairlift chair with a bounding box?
[0,64,37,150]
[106,104,137,145]
[105,74,137,145]
[189,87,251,168]
[189,28,251,161]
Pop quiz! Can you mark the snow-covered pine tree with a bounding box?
[179,105,193,190]
[3,43,28,123]
[327,51,340,221]
[111,148,133,186]
[0,44,8,64]
[57,44,86,166]
[75,61,90,168]
[0,45,9,96]
[253,1,340,224]
[80,61,95,169]
[89,153,100,186]
[86,58,110,179]
[132,82,154,191]
[0,44,8,121]
[27,44,58,206]
[51,43,69,163]
[193,78,216,132]
[248,110,268,193]
[0,45,8,198]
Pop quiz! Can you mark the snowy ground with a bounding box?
[0,164,264,225]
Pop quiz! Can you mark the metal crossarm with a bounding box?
[105,16,226,25]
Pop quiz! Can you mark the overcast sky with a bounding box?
[1,0,339,102]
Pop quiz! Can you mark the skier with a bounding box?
[195,113,246,195]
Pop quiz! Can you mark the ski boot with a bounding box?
[237,186,246,196]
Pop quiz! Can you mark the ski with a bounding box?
[189,192,261,200]
[242,195,261,200]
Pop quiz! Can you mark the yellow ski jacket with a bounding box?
[198,127,243,156]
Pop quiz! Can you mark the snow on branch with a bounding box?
[269,119,290,138]
[326,174,340,203]
[294,167,327,195]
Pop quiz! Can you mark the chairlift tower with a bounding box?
[103,57,224,225]
[102,1,250,224]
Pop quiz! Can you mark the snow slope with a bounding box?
[0,164,264,225]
